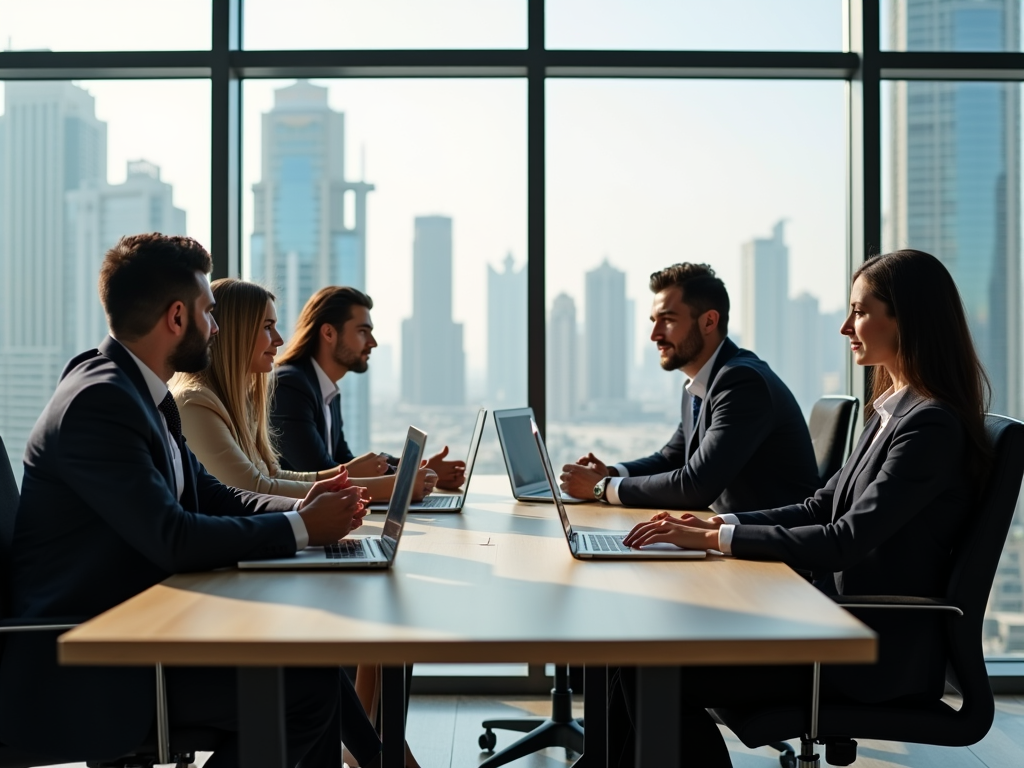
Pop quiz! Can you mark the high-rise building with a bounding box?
[889,0,1021,417]
[787,292,823,415]
[584,259,627,406]
[0,81,107,471]
[486,253,527,408]
[66,160,187,353]
[401,216,465,406]
[740,220,789,376]
[251,80,375,452]
[547,293,578,422]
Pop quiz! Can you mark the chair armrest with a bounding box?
[833,595,963,616]
[0,616,81,633]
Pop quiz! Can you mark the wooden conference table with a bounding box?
[59,475,876,768]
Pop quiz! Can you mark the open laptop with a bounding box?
[237,426,426,570]
[493,407,586,504]
[368,409,486,513]
[531,419,706,560]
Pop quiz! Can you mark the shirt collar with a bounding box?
[310,358,340,406]
[872,385,908,426]
[684,339,726,401]
[110,336,169,408]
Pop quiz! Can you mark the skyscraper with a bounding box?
[889,0,1021,417]
[584,259,627,406]
[251,80,376,452]
[401,216,465,406]
[66,160,187,353]
[0,81,107,470]
[740,220,789,375]
[547,292,578,422]
[486,253,527,408]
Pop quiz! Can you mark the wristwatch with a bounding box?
[593,476,611,502]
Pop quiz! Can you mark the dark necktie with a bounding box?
[158,391,183,444]
[691,394,702,432]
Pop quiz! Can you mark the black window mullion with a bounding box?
[527,0,547,435]
[210,0,242,279]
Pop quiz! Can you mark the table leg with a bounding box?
[238,667,287,768]
[635,666,680,768]
[572,665,608,768]
[381,664,406,768]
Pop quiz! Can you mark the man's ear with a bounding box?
[320,322,337,344]
[167,300,187,338]
[701,309,720,336]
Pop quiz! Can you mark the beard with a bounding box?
[168,310,213,373]
[333,339,369,374]
[660,321,705,371]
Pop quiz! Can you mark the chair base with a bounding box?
[478,717,585,768]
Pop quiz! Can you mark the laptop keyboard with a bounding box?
[416,495,461,508]
[585,534,631,552]
[325,540,369,559]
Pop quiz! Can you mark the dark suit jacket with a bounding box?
[617,338,820,513]
[271,357,355,472]
[0,337,297,761]
[730,391,971,702]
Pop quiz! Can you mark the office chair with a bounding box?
[712,414,1024,768]
[477,664,585,768]
[0,434,221,768]
[808,396,859,482]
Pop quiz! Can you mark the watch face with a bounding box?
[593,480,604,499]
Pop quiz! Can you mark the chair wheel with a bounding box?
[479,729,497,751]
[779,753,797,768]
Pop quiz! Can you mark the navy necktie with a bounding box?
[158,391,183,443]
[691,394,702,432]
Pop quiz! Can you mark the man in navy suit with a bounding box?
[560,262,820,513]
[271,285,466,488]
[0,234,378,767]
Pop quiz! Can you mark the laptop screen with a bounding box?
[382,427,426,557]
[531,420,574,543]
[494,410,547,491]
[459,408,487,496]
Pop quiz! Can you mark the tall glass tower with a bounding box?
[889,0,1021,417]
[252,80,375,452]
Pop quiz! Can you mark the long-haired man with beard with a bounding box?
[560,262,820,514]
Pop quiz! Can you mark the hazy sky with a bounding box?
[5,0,1007,375]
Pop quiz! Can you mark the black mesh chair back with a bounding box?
[808,396,859,483]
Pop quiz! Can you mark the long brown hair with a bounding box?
[172,278,280,471]
[276,286,373,366]
[853,250,992,486]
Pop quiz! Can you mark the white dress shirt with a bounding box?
[311,357,341,449]
[605,339,727,505]
[115,337,308,549]
[714,385,909,555]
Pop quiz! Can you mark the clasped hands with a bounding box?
[344,446,465,491]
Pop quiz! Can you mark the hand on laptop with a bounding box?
[425,446,466,490]
[345,452,390,478]
[623,513,718,551]
[560,463,604,500]
[576,452,617,477]
[412,466,439,500]
[297,484,369,546]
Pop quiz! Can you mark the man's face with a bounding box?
[331,305,377,374]
[650,287,704,371]
[169,274,218,374]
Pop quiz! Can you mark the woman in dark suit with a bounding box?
[614,249,993,766]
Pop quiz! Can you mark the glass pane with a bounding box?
[546,79,847,470]
[244,0,527,50]
[547,0,843,51]
[0,79,211,477]
[882,79,1024,656]
[243,79,526,470]
[0,0,211,51]
[882,0,1022,52]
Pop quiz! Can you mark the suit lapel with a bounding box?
[832,414,880,521]
[298,357,331,446]
[330,394,343,457]
[687,339,739,458]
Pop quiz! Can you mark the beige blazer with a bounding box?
[175,385,317,499]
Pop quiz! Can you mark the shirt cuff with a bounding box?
[712,513,741,526]
[284,509,309,550]
[605,477,625,506]
[611,463,630,478]
[717,524,736,556]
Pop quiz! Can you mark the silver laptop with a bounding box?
[368,409,486,513]
[531,419,706,561]
[493,407,586,504]
[237,426,426,570]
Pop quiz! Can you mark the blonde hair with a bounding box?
[172,278,280,471]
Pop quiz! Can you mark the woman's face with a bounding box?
[249,299,284,374]
[841,275,899,372]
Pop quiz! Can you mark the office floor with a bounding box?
[50,693,1024,767]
